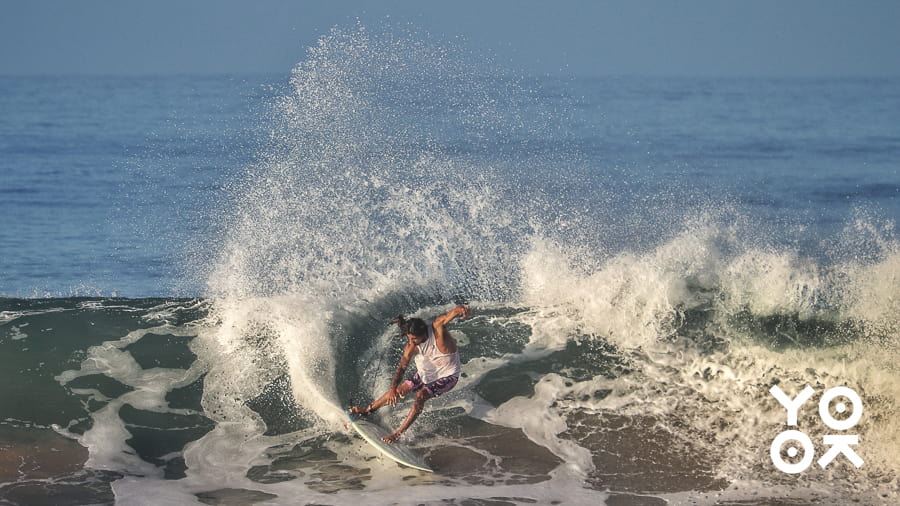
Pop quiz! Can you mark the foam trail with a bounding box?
[55,325,203,477]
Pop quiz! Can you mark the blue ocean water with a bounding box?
[1,27,899,505]
[0,75,263,296]
[1,74,896,297]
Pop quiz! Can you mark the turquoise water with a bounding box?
[1,26,898,505]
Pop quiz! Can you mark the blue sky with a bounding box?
[2,0,899,77]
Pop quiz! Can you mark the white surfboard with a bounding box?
[346,412,433,472]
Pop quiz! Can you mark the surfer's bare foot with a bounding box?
[381,432,401,444]
[349,405,372,418]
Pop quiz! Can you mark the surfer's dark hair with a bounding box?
[392,315,427,338]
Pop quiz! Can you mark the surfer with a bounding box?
[350,305,470,443]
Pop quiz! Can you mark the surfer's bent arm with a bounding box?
[432,305,470,353]
[433,305,470,328]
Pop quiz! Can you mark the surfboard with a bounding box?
[346,412,433,472]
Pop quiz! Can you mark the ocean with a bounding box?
[1,26,898,505]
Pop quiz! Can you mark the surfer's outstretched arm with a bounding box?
[350,342,417,416]
[386,342,417,404]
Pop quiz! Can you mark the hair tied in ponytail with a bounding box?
[391,314,427,338]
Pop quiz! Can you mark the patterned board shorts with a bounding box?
[404,373,459,399]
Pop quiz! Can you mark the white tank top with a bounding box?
[414,322,462,384]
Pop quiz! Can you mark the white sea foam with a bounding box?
[499,216,900,497]
[55,324,204,479]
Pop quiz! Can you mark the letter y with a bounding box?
[770,384,815,426]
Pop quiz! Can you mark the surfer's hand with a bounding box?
[456,305,471,320]
[386,388,401,406]
[382,432,401,444]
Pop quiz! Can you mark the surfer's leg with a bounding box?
[351,380,417,416]
[381,375,459,442]
[383,388,429,444]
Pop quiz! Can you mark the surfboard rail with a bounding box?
[346,412,433,473]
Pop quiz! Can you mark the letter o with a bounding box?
[819,386,862,431]
[770,430,814,474]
